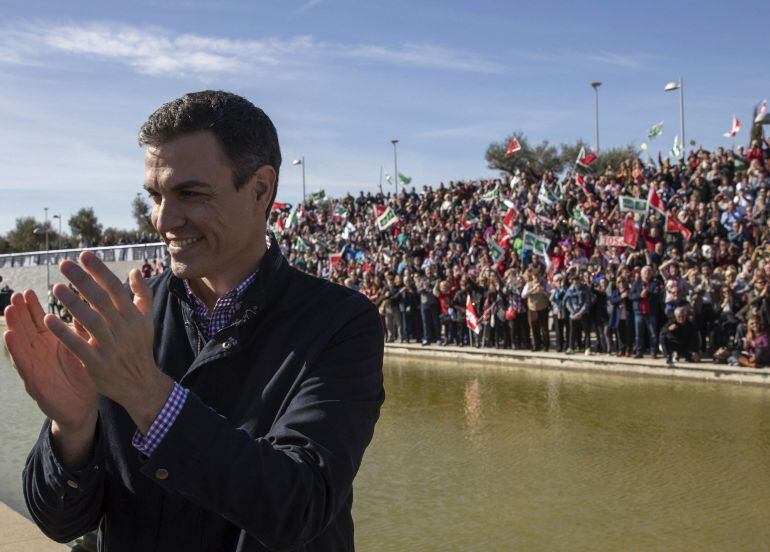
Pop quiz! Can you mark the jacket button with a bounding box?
[66,479,79,489]
[222,341,232,350]
[155,468,169,480]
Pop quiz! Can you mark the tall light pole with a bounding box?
[292,157,306,204]
[52,214,62,250]
[664,77,686,160]
[591,82,602,153]
[390,139,399,196]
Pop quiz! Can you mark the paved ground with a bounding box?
[0,501,66,551]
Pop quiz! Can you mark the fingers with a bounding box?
[23,290,48,333]
[44,314,98,366]
[129,269,153,316]
[52,284,114,346]
[7,293,37,336]
[80,251,135,316]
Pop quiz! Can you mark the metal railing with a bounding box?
[0,243,167,269]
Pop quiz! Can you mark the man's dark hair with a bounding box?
[138,90,281,210]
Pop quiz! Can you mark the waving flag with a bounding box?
[505,137,522,157]
[576,146,597,167]
[398,173,412,184]
[460,211,478,230]
[466,295,481,335]
[502,206,518,235]
[648,121,664,140]
[647,187,667,215]
[723,115,742,138]
[480,183,500,202]
[572,207,591,230]
[385,173,394,185]
[666,214,692,240]
[486,235,505,262]
[375,205,399,231]
[623,215,639,248]
[669,135,682,159]
[755,100,767,124]
[575,174,590,197]
[537,183,558,206]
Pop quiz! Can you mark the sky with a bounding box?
[0,0,768,234]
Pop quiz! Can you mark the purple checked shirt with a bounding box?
[131,269,260,456]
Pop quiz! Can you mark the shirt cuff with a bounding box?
[131,382,188,457]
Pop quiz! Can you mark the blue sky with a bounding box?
[0,0,768,234]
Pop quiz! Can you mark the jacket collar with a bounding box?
[168,231,287,314]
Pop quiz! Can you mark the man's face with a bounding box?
[145,131,269,287]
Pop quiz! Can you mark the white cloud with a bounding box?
[0,21,504,77]
[294,0,324,14]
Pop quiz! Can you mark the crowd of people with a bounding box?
[271,138,770,368]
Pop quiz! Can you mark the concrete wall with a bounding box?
[0,261,146,307]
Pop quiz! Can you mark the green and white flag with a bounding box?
[522,230,550,257]
[669,135,682,159]
[341,221,356,240]
[398,173,412,184]
[376,206,399,231]
[333,203,348,219]
[537,183,558,206]
[286,207,300,229]
[295,237,307,253]
[572,207,591,230]
[309,189,327,203]
[619,196,648,214]
[486,235,505,262]
[481,183,500,202]
[385,173,394,185]
[648,121,664,140]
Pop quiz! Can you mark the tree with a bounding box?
[0,234,10,254]
[102,227,135,246]
[5,217,53,252]
[591,144,640,176]
[485,132,564,179]
[69,208,103,247]
[132,194,155,235]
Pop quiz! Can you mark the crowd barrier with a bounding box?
[0,243,167,269]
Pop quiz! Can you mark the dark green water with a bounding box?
[3,349,770,549]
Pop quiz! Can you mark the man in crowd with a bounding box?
[4,91,384,551]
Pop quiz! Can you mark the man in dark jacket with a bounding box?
[629,265,663,358]
[3,91,384,551]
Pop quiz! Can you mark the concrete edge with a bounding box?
[384,343,770,388]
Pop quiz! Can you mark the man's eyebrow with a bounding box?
[143,180,214,192]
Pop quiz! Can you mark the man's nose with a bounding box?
[153,198,185,235]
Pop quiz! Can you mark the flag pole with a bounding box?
[679,77,686,161]
[390,139,399,196]
[379,166,383,195]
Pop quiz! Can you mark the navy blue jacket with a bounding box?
[629,278,663,316]
[23,233,385,551]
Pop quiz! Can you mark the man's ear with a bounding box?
[250,165,276,215]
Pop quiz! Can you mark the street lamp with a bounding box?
[33,207,51,298]
[292,157,306,204]
[390,139,399,195]
[591,82,602,153]
[52,214,62,250]
[664,77,686,160]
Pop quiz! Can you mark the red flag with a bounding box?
[525,208,537,224]
[329,252,343,267]
[275,215,285,232]
[466,295,480,334]
[502,206,518,235]
[623,215,639,248]
[647,187,667,215]
[723,114,742,138]
[461,211,478,230]
[505,137,521,157]
[576,174,590,197]
[576,146,597,167]
[272,201,290,212]
[665,214,692,240]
